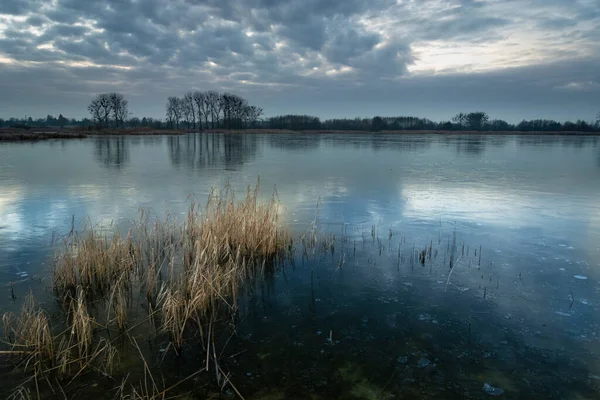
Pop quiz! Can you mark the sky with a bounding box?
[0,0,599,123]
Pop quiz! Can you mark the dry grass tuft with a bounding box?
[2,293,54,375]
[4,179,292,397]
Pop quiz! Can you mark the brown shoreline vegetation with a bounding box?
[1,180,294,398]
[2,126,600,142]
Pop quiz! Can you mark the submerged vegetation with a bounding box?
[1,180,293,398]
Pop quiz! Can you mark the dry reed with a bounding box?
[4,179,292,397]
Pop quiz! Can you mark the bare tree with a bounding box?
[183,92,196,129]
[193,91,210,130]
[109,93,129,128]
[180,93,195,129]
[245,106,263,128]
[87,99,103,127]
[166,97,182,129]
[232,95,248,129]
[206,91,221,128]
[452,112,466,128]
[88,94,113,128]
[221,93,234,129]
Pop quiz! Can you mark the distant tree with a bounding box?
[371,116,386,131]
[88,100,102,126]
[437,121,454,130]
[88,93,112,128]
[268,115,321,130]
[57,114,68,127]
[193,91,209,130]
[245,106,263,128]
[465,112,489,130]
[562,121,577,131]
[182,92,196,129]
[46,115,57,126]
[452,112,467,128]
[166,97,182,129]
[206,91,222,128]
[487,119,511,131]
[108,93,129,128]
[596,110,600,128]
[129,117,140,127]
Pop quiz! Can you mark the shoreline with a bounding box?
[2,127,600,142]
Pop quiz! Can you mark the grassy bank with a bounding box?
[0,128,87,141]
[3,127,600,141]
[202,128,600,135]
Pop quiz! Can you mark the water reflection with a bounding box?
[168,133,259,170]
[0,133,599,397]
[267,134,322,150]
[94,136,130,169]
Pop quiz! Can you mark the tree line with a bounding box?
[260,112,600,132]
[165,91,263,130]
[2,93,599,133]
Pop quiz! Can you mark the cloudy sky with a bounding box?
[0,0,599,122]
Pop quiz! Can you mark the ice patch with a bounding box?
[417,358,430,368]
[555,311,571,317]
[483,383,504,396]
[574,275,588,280]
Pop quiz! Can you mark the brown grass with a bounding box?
[0,130,87,141]
[3,179,292,397]
[2,293,54,375]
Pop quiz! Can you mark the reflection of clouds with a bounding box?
[0,186,24,236]
[585,209,600,265]
[402,183,575,226]
[403,184,516,224]
[1,133,599,263]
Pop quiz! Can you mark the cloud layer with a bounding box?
[0,0,599,122]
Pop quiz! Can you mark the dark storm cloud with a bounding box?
[25,14,47,26]
[45,24,88,38]
[0,0,598,121]
[0,0,36,15]
[324,24,381,65]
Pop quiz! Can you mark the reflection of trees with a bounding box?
[267,134,321,150]
[454,136,486,155]
[487,135,509,148]
[168,133,258,171]
[517,135,598,149]
[437,135,486,155]
[373,135,433,152]
[94,137,130,168]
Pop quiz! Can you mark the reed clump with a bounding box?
[2,293,54,376]
[3,179,293,396]
[161,180,292,349]
[52,229,141,299]
[2,290,116,383]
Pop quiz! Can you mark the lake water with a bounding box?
[1,133,600,399]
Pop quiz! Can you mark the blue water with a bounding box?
[1,133,599,398]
